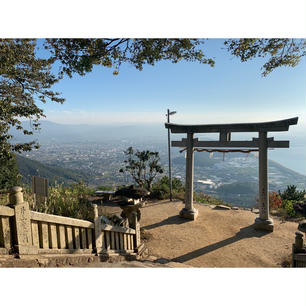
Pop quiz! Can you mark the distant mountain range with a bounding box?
[10,120,166,143]
[10,120,306,175]
[15,155,89,186]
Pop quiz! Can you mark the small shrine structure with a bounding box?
[165,117,298,231]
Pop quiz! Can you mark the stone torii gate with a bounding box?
[165,117,298,231]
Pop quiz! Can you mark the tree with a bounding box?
[0,39,64,153]
[0,153,20,190]
[224,39,306,76]
[0,39,64,188]
[1,39,213,155]
[119,147,163,191]
[45,39,214,77]
[1,38,214,186]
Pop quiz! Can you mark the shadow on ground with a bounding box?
[142,215,191,230]
[170,225,271,263]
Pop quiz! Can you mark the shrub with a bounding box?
[26,181,94,221]
[269,192,282,209]
[272,185,306,219]
[0,191,10,205]
[281,199,296,218]
[194,192,231,207]
[279,185,305,202]
[96,185,114,191]
[151,176,184,200]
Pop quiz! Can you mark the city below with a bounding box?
[19,138,306,208]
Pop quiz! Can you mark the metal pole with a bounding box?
[167,109,173,201]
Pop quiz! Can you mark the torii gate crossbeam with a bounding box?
[165,117,298,232]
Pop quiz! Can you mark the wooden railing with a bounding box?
[0,186,141,257]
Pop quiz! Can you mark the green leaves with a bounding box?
[224,38,306,76]
[45,39,214,77]
[119,146,164,191]
[0,153,20,190]
[279,185,305,202]
[0,39,64,156]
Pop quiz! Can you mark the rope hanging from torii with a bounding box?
[179,148,259,154]
[179,147,259,161]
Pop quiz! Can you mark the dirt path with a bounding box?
[140,200,297,267]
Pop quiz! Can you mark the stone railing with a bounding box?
[101,224,136,252]
[0,187,141,257]
[292,220,306,267]
[0,205,14,255]
[93,204,141,255]
[30,211,95,255]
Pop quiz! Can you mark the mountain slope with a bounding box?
[15,155,89,186]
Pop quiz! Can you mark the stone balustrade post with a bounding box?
[132,212,141,248]
[292,221,306,267]
[294,231,304,251]
[93,204,104,254]
[9,186,38,255]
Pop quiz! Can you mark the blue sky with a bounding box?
[40,38,306,174]
[43,39,306,135]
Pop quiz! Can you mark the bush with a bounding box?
[270,185,306,219]
[279,185,305,202]
[194,192,231,207]
[0,191,10,205]
[25,181,94,221]
[269,192,282,210]
[96,185,114,191]
[151,176,184,200]
[281,199,296,218]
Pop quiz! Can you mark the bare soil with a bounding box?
[139,200,297,267]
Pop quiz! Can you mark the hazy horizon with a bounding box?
[14,119,306,176]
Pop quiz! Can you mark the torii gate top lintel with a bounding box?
[165,117,298,134]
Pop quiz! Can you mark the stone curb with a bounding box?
[0,252,139,268]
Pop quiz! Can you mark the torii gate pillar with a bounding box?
[179,132,198,220]
[254,131,274,231]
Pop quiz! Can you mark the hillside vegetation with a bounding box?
[15,154,89,186]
